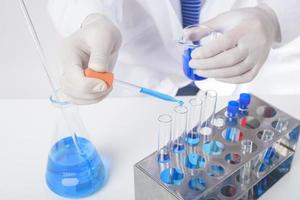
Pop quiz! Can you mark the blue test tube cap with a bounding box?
[239,93,251,109]
[227,100,239,115]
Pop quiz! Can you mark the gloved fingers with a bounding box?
[62,64,109,93]
[190,46,248,69]
[61,76,109,98]
[62,86,112,105]
[193,57,254,78]
[182,12,232,42]
[190,34,237,59]
[215,61,263,84]
[183,25,213,42]
[86,23,122,72]
[60,36,88,71]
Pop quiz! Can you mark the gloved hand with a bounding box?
[183,4,280,84]
[60,14,122,104]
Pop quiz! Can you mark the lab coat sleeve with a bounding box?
[47,0,123,37]
[263,0,300,46]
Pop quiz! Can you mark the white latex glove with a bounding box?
[60,14,122,105]
[184,4,280,84]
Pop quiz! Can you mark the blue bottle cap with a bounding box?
[227,101,239,115]
[239,93,251,108]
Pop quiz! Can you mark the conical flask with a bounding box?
[46,92,106,198]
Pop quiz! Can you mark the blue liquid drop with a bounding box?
[46,136,105,198]
[160,168,184,186]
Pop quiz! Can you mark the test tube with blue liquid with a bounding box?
[238,93,251,117]
[200,91,224,162]
[157,114,172,164]
[172,106,188,154]
[185,98,206,179]
[224,101,240,141]
[239,93,251,129]
[159,113,184,186]
[187,98,203,145]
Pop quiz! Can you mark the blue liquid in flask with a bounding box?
[46,136,105,198]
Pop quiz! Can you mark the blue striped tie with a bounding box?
[181,0,201,28]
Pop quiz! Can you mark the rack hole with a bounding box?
[160,168,184,186]
[207,164,225,177]
[257,106,276,118]
[240,116,260,129]
[225,153,241,165]
[188,177,207,191]
[221,185,237,197]
[222,128,244,142]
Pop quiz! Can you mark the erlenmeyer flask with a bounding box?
[46,92,106,198]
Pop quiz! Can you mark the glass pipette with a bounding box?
[84,68,184,105]
[118,80,184,105]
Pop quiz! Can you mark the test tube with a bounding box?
[187,98,203,145]
[226,100,239,126]
[261,129,275,143]
[238,93,251,117]
[172,106,188,154]
[199,90,217,143]
[157,114,172,163]
[240,139,253,186]
[274,118,288,133]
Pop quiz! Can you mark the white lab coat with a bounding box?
[48,0,300,96]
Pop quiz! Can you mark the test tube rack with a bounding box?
[134,95,300,200]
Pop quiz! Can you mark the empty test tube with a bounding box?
[240,139,253,186]
[157,114,172,163]
[172,106,188,154]
[274,118,288,133]
[199,90,217,143]
[201,90,217,128]
[261,129,275,143]
[187,98,203,145]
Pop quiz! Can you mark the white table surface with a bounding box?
[0,95,300,200]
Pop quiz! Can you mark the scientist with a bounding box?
[48,0,300,104]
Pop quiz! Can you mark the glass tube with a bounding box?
[172,106,188,154]
[261,129,275,143]
[274,118,288,133]
[199,90,217,143]
[187,98,203,145]
[240,140,253,186]
[157,114,172,163]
